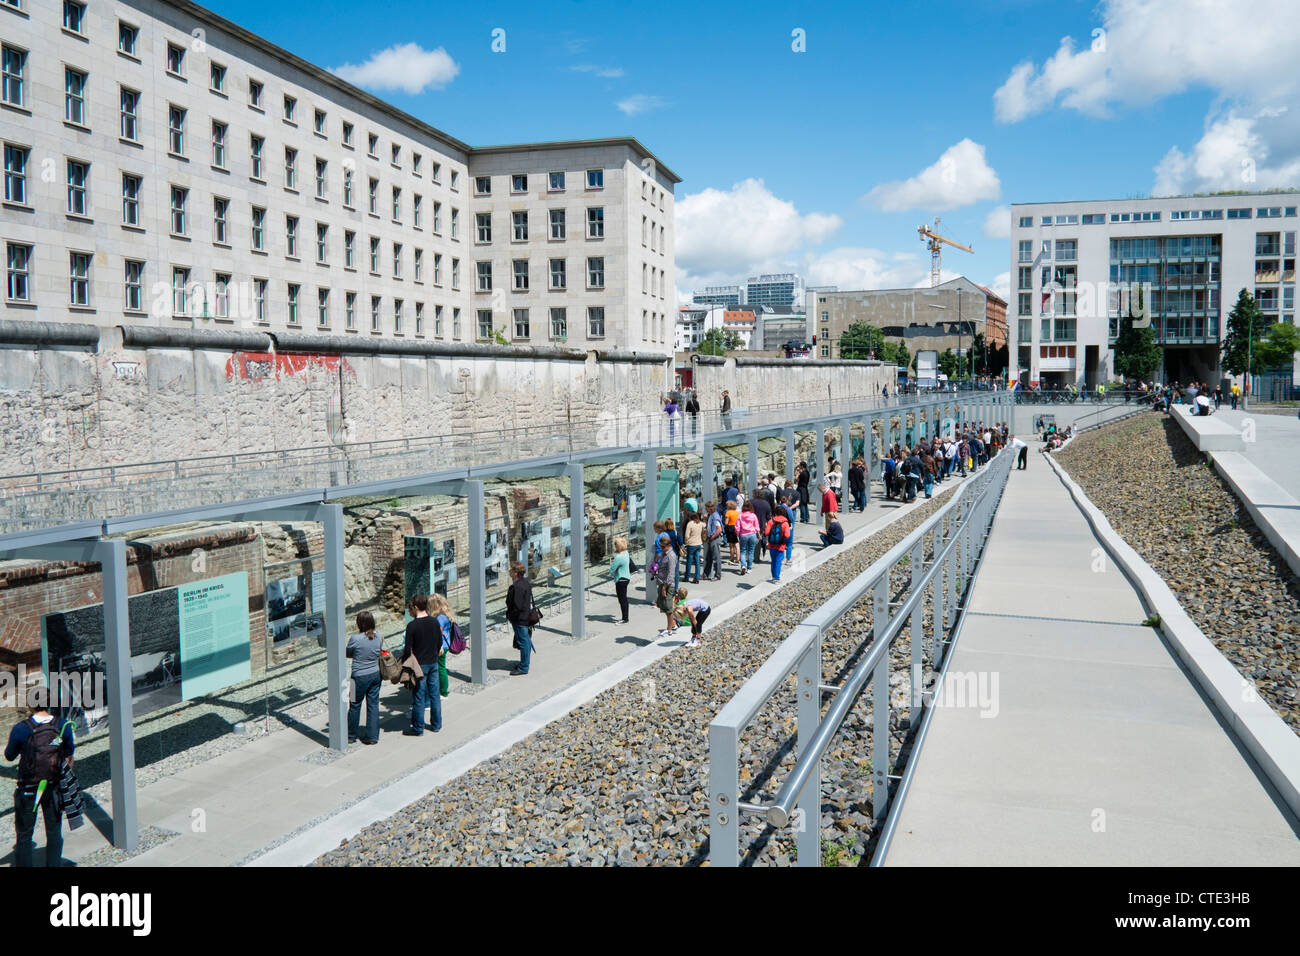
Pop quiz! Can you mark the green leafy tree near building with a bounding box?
[698,327,744,356]
[1221,288,1268,376]
[1113,285,1162,381]
[839,322,886,360]
[1257,320,1300,370]
[938,349,960,380]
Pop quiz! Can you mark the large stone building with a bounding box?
[1008,193,1298,386]
[806,277,1002,364]
[0,0,678,351]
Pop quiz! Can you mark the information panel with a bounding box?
[178,572,251,701]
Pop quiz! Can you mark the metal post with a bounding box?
[643,448,658,602]
[321,503,347,751]
[867,418,878,485]
[702,439,714,506]
[796,637,821,866]
[872,574,891,820]
[839,418,853,466]
[708,722,739,867]
[784,427,795,483]
[910,538,923,709]
[99,539,138,851]
[747,433,759,493]
[566,462,586,641]
[468,480,488,685]
[815,421,826,484]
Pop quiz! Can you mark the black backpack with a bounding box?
[19,718,64,787]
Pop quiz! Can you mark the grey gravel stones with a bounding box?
[1056,415,1300,733]
[314,494,957,867]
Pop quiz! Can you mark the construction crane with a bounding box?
[917,217,973,288]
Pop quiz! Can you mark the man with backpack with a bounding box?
[763,508,792,583]
[506,562,536,676]
[6,685,74,867]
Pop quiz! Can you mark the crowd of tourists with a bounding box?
[879,422,1016,501]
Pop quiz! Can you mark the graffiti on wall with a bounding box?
[225,352,356,382]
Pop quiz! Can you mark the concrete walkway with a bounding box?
[885,456,1300,866]
[49,472,963,867]
[1213,408,1300,501]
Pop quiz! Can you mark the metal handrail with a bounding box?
[708,447,1013,865]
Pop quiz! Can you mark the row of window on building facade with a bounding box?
[1019,206,1299,228]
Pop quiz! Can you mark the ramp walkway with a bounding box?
[884,456,1300,865]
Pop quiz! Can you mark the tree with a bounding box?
[839,322,885,360]
[938,349,960,379]
[1257,320,1300,370]
[1222,288,1268,376]
[1113,284,1162,381]
[969,332,988,377]
[698,327,743,356]
[987,340,1009,378]
[883,340,915,374]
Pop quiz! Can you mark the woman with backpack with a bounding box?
[5,686,74,867]
[505,562,535,676]
[763,506,792,582]
[430,593,459,696]
[346,610,384,745]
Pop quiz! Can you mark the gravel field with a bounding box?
[1055,413,1300,732]
[314,477,984,867]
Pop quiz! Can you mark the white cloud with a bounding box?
[333,44,459,95]
[1153,107,1300,195]
[993,0,1297,123]
[616,94,667,115]
[982,205,1010,239]
[571,64,624,78]
[994,0,1300,195]
[799,248,929,291]
[675,179,843,281]
[864,139,1001,212]
[988,271,1011,302]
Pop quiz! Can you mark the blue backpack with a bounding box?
[767,519,787,546]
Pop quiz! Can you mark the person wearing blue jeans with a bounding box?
[401,594,443,735]
[505,563,535,676]
[346,611,383,745]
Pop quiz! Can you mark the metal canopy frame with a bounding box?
[0,391,1013,853]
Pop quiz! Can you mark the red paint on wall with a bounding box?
[225,352,356,382]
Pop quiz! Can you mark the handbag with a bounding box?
[527,596,543,627]
[377,648,402,682]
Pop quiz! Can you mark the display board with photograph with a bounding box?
[40,572,252,734]
[265,557,327,667]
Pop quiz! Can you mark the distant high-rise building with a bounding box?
[745,273,802,309]
[692,285,742,308]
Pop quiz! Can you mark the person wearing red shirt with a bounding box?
[819,477,838,533]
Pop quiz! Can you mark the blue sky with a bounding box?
[209,0,1300,300]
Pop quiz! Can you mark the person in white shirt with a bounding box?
[1011,434,1028,470]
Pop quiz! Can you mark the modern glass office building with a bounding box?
[1008,194,1297,386]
